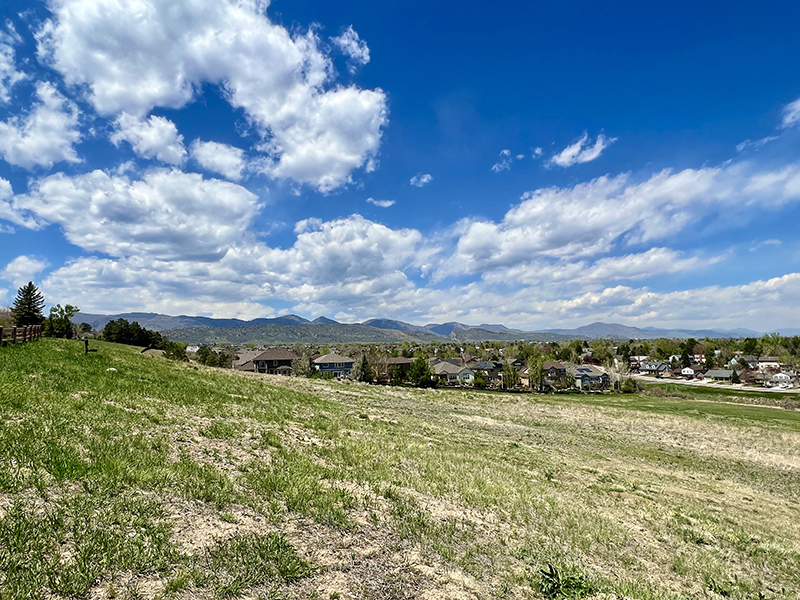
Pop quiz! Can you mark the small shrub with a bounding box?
[538,563,596,599]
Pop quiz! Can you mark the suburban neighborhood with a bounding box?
[220,337,799,393]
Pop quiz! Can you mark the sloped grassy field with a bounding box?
[1,339,799,600]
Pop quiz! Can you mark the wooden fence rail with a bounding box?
[0,325,43,345]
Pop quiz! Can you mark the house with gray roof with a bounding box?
[432,361,475,386]
[567,365,610,391]
[313,353,355,378]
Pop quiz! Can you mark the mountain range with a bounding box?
[74,312,770,345]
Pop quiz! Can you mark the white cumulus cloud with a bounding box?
[1,255,48,289]
[549,132,616,168]
[36,0,387,191]
[111,113,187,165]
[0,81,81,170]
[191,140,246,181]
[441,160,800,280]
[12,169,260,260]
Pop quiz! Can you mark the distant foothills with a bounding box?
[73,312,792,346]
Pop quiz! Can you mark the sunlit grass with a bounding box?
[1,338,799,598]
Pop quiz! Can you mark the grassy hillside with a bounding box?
[1,339,799,599]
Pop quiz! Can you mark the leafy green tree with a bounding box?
[102,318,166,348]
[389,365,407,385]
[196,345,214,365]
[43,304,79,338]
[164,341,187,361]
[291,354,313,377]
[408,356,435,388]
[502,361,520,389]
[11,282,45,326]
[741,337,761,357]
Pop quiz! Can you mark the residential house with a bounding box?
[757,357,781,372]
[313,353,355,378]
[705,369,737,382]
[543,360,568,389]
[680,365,706,379]
[252,348,299,375]
[768,372,794,387]
[567,365,610,391]
[432,362,475,386]
[473,360,503,385]
[640,361,670,377]
[385,357,413,382]
[233,349,262,371]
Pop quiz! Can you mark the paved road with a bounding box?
[632,374,800,395]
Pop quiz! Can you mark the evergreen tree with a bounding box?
[408,356,435,388]
[164,341,188,361]
[11,282,45,326]
[353,354,374,382]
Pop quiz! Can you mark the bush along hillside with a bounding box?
[0,338,799,599]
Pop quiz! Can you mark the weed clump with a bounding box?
[538,563,597,599]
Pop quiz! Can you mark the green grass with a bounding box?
[1,338,799,599]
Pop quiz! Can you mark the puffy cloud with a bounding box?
[331,25,370,73]
[410,172,432,187]
[0,27,25,104]
[1,255,48,289]
[549,132,616,168]
[274,215,426,286]
[111,113,186,165]
[0,177,17,225]
[37,0,387,191]
[0,81,81,169]
[40,213,432,320]
[42,255,277,319]
[526,273,800,331]
[781,97,800,129]
[190,140,245,181]
[482,248,723,290]
[13,169,260,260]
[532,147,543,158]
[442,160,800,280]
[367,197,395,208]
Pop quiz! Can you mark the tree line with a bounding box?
[3,282,187,359]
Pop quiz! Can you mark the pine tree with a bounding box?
[11,282,45,326]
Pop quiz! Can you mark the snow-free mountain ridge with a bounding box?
[74,312,771,344]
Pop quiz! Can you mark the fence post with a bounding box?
[12,327,16,344]
[0,326,3,345]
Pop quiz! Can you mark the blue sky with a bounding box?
[1,0,800,331]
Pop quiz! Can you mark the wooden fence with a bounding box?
[0,325,43,345]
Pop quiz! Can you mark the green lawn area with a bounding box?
[1,338,799,599]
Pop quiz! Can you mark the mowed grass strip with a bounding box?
[0,338,798,599]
